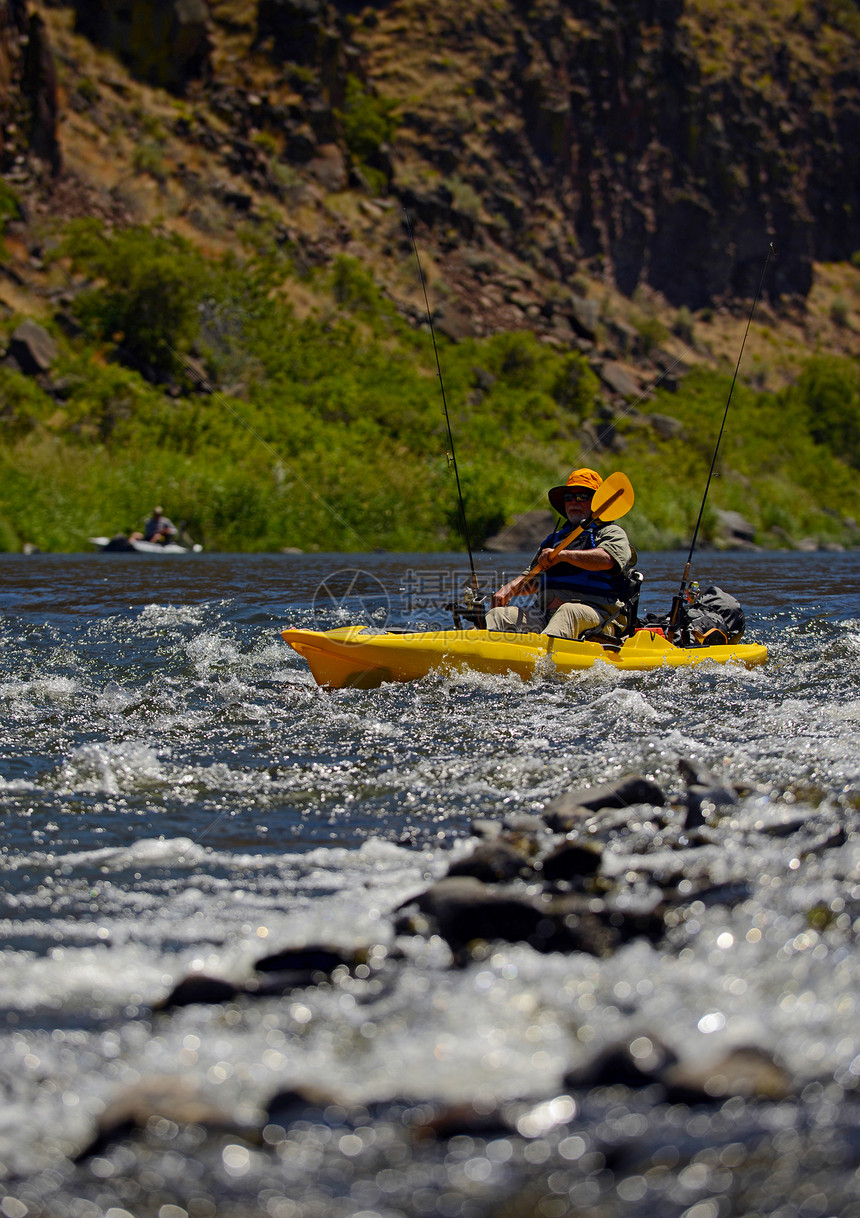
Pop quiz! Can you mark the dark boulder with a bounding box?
[543,775,667,827]
[73,0,212,94]
[157,973,242,1010]
[446,840,534,883]
[395,876,552,954]
[76,1076,253,1161]
[22,13,60,175]
[484,510,555,553]
[539,839,603,884]
[8,319,58,374]
[566,1036,792,1104]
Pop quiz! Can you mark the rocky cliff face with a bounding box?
[0,0,59,176]
[1,0,859,321]
[340,0,860,308]
[71,0,212,93]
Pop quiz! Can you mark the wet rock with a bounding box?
[565,1034,679,1091]
[565,1038,792,1104]
[801,822,847,856]
[542,803,593,833]
[746,804,811,836]
[446,840,533,883]
[8,319,58,374]
[395,876,551,954]
[255,944,355,976]
[544,775,667,828]
[679,757,738,829]
[502,812,550,836]
[412,1100,514,1140]
[540,894,626,956]
[665,879,753,909]
[555,889,665,950]
[499,813,553,857]
[662,1046,793,1103]
[265,1083,345,1128]
[469,818,503,842]
[252,943,389,994]
[157,973,242,1010]
[539,839,603,884]
[77,1076,253,1160]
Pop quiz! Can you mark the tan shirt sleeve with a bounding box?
[577,522,632,570]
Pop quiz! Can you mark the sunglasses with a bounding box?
[563,491,593,503]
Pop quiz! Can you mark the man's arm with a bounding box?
[537,546,615,571]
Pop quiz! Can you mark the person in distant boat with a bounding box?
[130,506,178,546]
[485,467,633,640]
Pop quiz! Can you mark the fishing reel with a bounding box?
[444,584,488,630]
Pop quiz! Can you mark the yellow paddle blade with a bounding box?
[591,471,634,521]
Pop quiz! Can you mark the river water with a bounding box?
[1,549,859,1218]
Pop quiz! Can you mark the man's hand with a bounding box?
[491,577,536,607]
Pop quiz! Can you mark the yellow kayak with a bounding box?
[282,626,768,690]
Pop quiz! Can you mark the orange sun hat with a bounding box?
[548,468,603,514]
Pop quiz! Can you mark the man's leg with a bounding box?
[543,601,602,639]
[485,605,547,634]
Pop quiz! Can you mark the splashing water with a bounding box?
[1,550,859,1215]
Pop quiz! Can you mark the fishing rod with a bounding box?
[669,242,776,634]
[403,209,480,602]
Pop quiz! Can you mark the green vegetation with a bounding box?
[59,222,212,381]
[0,222,858,554]
[0,180,22,239]
[337,75,397,192]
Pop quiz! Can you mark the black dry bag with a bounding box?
[643,584,746,646]
[682,585,745,646]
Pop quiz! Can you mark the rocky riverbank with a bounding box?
[41,761,853,1218]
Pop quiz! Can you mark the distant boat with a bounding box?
[89,535,202,554]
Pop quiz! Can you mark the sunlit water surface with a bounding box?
[1,550,860,1217]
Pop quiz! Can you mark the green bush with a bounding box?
[338,75,397,170]
[673,306,695,345]
[0,180,22,240]
[829,295,850,327]
[789,355,860,468]
[632,311,670,356]
[61,221,211,381]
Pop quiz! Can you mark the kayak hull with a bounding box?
[89,536,201,554]
[282,626,768,689]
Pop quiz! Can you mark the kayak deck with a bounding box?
[282,625,768,690]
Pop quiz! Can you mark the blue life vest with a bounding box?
[538,523,625,605]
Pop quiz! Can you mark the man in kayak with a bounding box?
[485,468,633,639]
[130,506,178,546]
